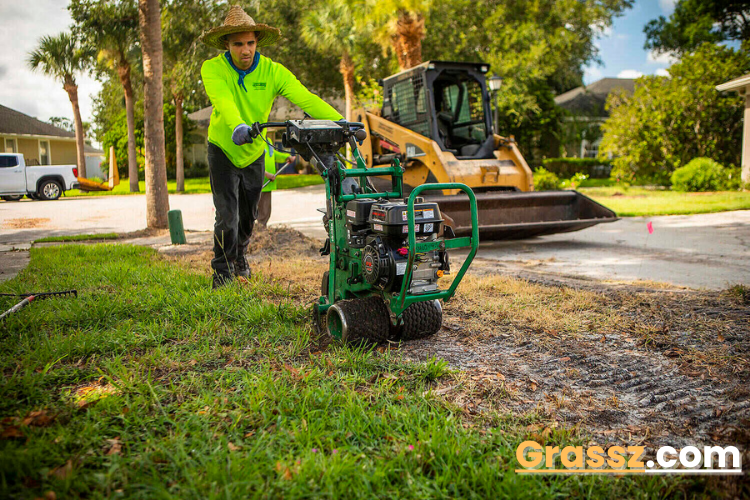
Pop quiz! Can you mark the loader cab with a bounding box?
[380,61,495,159]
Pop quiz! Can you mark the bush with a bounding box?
[186,161,208,178]
[533,167,561,191]
[670,157,728,192]
[560,172,589,190]
[541,157,612,179]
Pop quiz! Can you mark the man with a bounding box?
[257,142,296,227]
[200,5,341,289]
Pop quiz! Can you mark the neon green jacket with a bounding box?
[262,144,291,192]
[201,52,342,168]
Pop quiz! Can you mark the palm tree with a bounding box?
[301,0,371,122]
[28,33,92,177]
[69,0,141,192]
[162,0,219,193]
[370,0,430,71]
[139,0,170,228]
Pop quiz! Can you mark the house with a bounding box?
[554,78,636,158]
[716,73,750,186]
[0,104,105,178]
[187,95,345,167]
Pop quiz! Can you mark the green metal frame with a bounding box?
[315,144,478,338]
[391,183,479,315]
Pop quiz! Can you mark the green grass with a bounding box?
[67,175,323,197]
[34,233,119,244]
[578,186,750,217]
[0,245,705,498]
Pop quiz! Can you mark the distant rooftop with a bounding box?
[0,104,76,138]
[555,78,636,117]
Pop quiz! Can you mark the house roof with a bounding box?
[84,143,104,154]
[188,96,346,129]
[554,78,636,117]
[716,73,750,93]
[0,104,76,138]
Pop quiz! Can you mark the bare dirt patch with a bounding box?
[3,218,50,229]
[163,225,750,453]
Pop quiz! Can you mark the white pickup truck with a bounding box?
[0,153,80,201]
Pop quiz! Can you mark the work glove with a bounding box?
[232,124,254,146]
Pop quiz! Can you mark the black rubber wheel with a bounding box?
[38,180,62,200]
[327,296,390,345]
[2,195,23,201]
[321,271,329,297]
[395,300,443,341]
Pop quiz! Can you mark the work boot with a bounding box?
[212,273,234,290]
[234,256,251,278]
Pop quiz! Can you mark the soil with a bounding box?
[2,218,50,229]
[166,225,750,455]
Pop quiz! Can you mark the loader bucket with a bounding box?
[423,190,618,240]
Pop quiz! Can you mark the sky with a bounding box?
[583,0,678,84]
[0,0,716,128]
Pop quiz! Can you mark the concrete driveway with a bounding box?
[1,186,748,289]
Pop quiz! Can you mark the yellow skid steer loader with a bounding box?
[353,61,617,240]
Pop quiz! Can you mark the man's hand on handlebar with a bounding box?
[231,124,254,146]
[232,123,264,146]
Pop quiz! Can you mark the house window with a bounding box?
[39,140,50,165]
[4,138,16,153]
[581,138,601,158]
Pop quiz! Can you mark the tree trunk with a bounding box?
[64,79,87,178]
[339,50,355,122]
[118,60,140,192]
[174,92,185,192]
[139,0,169,229]
[393,10,425,71]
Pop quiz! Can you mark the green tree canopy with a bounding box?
[423,0,633,163]
[599,44,750,185]
[644,0,750,56]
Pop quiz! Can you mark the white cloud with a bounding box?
[617,70,644,79]
[589,23,612,38]
[584,66,603,84]
[655,68,670,77]
[659,0,677,15]
[0,1,101,124]
[647,50,678,65]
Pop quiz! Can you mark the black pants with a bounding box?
[208,142,264,277]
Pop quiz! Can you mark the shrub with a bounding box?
[560,172,589,190]
[533,167,560,191]
[670,157,728,192]
[541,157,612,178]
[186,161,208,179]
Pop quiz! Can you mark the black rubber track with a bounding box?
[328,296,391,345]
[396,300,443,341]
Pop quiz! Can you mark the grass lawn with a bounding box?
[0,244,701,498]
[67,174,323,197]
[578,186,750,217]
[34,233,120,244]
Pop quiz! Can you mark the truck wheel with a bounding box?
[394,300,443,341]
[38,180,62,200]
[327,296,390,345]
[1,195,23,201]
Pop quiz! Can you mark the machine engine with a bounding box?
[345,198,450,294]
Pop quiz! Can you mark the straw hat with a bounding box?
[200,5,281,50]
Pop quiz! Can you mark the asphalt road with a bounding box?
[1,185,749,289]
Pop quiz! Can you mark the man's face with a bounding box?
[225,31,257,70]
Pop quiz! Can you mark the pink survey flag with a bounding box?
[647,221,653,234]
